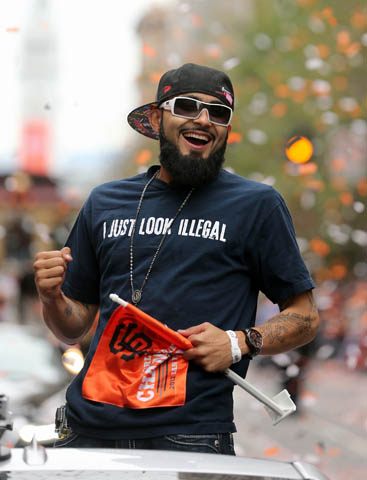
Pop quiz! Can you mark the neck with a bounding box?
[156,166,172,183]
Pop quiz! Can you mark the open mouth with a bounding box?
[181,130,213,149]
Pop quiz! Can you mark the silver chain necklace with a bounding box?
[129,170,194,304]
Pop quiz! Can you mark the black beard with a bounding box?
[159,125,228,189]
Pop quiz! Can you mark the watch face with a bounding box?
[245,328,263,357]
[248,329,263,351]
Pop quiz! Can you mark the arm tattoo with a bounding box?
[64,303,90,320]
[268,312,313,344]
[266,290,317,345]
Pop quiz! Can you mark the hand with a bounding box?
[178,322,232,372]
[33,247,72,303]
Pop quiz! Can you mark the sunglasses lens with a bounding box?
[174,98,199,117]
[173,98,231,125]
[208,105,231,124]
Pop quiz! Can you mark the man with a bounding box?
[33,63,319,454]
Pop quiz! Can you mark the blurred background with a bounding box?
[0,0,366,478]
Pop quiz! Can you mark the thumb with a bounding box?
[61,246,73,262]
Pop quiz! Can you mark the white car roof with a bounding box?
[0,447,329,480]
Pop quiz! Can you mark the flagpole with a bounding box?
[109,293,127,307]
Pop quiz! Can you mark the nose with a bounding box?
[194,108,211,125]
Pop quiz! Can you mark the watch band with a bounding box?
[226,330,242,364]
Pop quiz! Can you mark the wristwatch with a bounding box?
[243,328,263,359]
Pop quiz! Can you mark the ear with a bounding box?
[148,108,162,134]
[227,124,232,136]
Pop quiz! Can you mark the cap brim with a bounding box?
[127,102,159,140]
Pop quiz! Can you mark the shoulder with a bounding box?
[83,173,146,209]
[217,169,283,206]
[92,173,146,196]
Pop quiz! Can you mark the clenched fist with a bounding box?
[33,247,73,302]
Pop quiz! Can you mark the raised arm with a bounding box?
[33,247,99,344]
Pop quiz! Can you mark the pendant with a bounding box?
[132,289,142,304]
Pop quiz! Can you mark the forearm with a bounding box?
[41,292,97,344]
[237,290,320,356]
[252,310,318,355]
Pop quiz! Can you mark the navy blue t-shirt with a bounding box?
[62,166,314,439]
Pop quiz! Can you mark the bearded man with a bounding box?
[33,63,319,453]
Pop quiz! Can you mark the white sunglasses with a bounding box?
[160,96,232,127]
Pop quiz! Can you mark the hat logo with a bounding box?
[163,86,172,94]
[222,87,233,106]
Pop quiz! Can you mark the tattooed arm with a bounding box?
[42,295,98,345]
[180,290,319,372]
[239,290,320,356]
[33,247,99,344]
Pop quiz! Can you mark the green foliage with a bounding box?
[225,0,366,281]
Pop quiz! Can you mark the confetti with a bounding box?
[135,149,152,166]
[351,11,367,29]
[271,102,287,118]
[339,192,353,206]
[337,30,351,49]
[298,162,318,175]
[227,132,243,144]
[142,44,157,57]
[357,178,367,196]
[310,238,330,256]
[149,72,163,84]
[326,447,342,458]
[264,446,280,456]
[274,84,290,98]
[330,264,347,280]
[191,14,202,27]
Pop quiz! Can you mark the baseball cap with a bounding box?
[127,63,235,140]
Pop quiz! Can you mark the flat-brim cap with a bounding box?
[127,63,235,140]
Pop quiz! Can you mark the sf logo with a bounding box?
[109,318,152,361]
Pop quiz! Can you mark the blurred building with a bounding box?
[19,0,58,177]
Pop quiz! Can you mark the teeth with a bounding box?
[184,132,211,141]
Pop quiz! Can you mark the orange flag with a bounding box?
[82,298,192,409]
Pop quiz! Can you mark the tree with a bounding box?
[129,0,367,283]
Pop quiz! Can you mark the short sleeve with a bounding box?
[62,199,100,304]
[250,196,314,304]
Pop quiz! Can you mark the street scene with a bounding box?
[1,1,366,479]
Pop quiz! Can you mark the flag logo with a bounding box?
[82,301,192,408]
